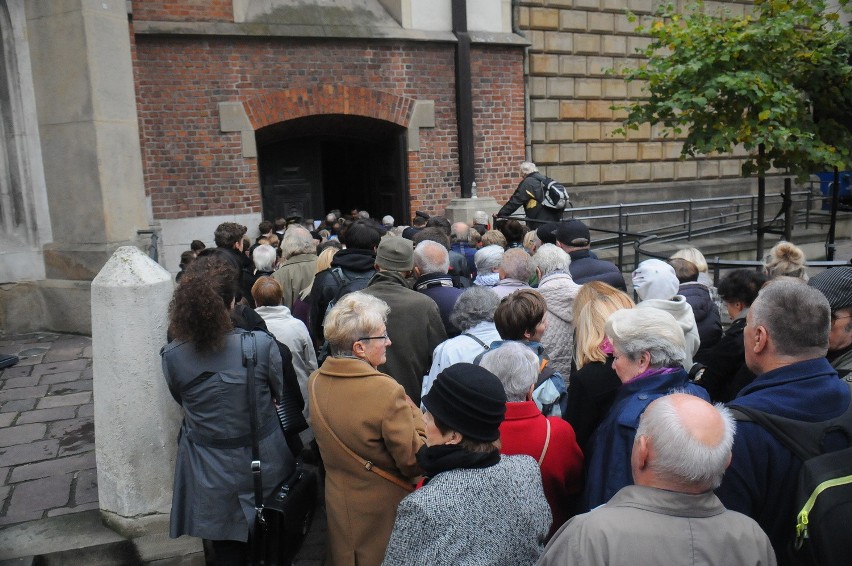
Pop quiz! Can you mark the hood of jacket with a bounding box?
[537,271,580,325]
[330,248,377,273]
[678,282,714,323]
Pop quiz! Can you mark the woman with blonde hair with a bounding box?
[292,245,341,344]
[564,281,634,454]
[310,292,426,565]
[764,240,808,280]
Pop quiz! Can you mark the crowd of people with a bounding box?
[162,205,852,566]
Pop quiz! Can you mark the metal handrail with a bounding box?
[495,186,846,273]
[635,234,849,285]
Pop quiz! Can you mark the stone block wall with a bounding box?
[518,0,755,188]
[132,34,525,219]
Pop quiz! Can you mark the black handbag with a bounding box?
[242,332,318,566]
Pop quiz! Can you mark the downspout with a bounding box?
[452,0,475,198]
[513,0,531,161]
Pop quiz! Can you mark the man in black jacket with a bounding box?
[308,220,381,344]
[497,161,563,225]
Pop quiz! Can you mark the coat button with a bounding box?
[638,394,648,400]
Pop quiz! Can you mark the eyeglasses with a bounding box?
[357,334,390,342]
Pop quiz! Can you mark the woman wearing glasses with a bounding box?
[308,291,426,566]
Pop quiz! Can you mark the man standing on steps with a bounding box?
[496,161,563,225]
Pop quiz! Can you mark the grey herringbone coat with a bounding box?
[382,455,551,565]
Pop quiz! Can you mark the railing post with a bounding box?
[750,196,755,234]
[783,178,793,241]
[712,257,721,286]
[687,199,693,241]
[806,186,812,229]
[617,204,624,270]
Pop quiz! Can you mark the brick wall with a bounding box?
[133,34,525,219]
[519,0,754,187]
[132,1,233,22]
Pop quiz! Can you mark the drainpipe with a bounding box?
[452,0,475,198]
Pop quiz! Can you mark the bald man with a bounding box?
[538,393,776,566]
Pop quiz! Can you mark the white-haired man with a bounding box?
[492,248,533,299]
[540,393,776,566]
[413,240,465,337]
[497,161,562,224]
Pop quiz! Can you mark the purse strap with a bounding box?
[538,418,551,466]
[310,376,415,493]
[241,332,266,518]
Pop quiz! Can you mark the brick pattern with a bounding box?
[520,0,754,186]
[131,0,233,22]
[134,34,526,219]
[244,86,416,130]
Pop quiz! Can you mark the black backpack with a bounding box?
[316,267,374,364]
[533,173,569,211]
[728,379,852,566]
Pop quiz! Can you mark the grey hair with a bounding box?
[414,240,450,275]
[324,292,389,355]
[500,248,533,281]
[449,286,500,331]
[532,243,571,277]
[252,244,277,272]
[281,226,316,259]
[480,341,539,402]
[475,245,504,273]
[473,211,489,225]
[520,161,538,175]
[358,210,371,220]
[382,215,394,227]
[606,308,685,367]
[637,394,736,490]
[751,278,830,357]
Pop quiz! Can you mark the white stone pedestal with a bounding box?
[91,246,179,536]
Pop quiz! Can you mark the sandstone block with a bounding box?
[614,142,639,162]
[588,143,614,162]
[574,34,601,55]
[588,56,614,76]
[547,123,575,142]
[560,100,587,120]
[575,164,601,184]
[575,122,601,141]
[602,35,627,56]
[576,78,602,98]
[559,54,587,75]
[560,143,587,163]
[676,161,699,180]
[587,100,614,120]
[628,162,652,181]
[544,31,573,53]
[559,11,587,32]
[532,144,560,164]
[530,53,559,75]
[588,12,614,32]
[653,162,675,181]
[639,142,663,161]
[547,77,575,98]
[601,164,627,183]
[530,7,560,29]
[531,99,560,120]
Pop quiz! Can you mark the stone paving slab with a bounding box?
[0,333,95,535]
[0,332,328,564]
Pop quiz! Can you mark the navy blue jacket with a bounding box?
[568,250,626,291]
[679,282,722,351]
[716,357,849,565]
[582,368,709,511]
[414,273,464,338]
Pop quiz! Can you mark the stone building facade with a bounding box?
[0,0,804,334]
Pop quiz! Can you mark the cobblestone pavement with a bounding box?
[0,332,96,529]
[0,332,327,564]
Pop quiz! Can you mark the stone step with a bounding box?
[0,510,203,566]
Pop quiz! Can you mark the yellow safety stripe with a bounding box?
[795,473,852,543]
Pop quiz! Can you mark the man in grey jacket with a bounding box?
[538,393,776,566]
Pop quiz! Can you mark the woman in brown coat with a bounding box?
[309,291,426,566]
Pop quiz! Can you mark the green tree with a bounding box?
[616,0,852,256]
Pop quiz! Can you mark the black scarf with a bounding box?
[416,444,500,485]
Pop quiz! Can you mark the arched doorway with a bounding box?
[257,114,407,224]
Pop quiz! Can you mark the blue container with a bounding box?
[815,171,852,210]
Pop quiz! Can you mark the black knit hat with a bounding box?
[808,266,852,312]
[422,363,507,442]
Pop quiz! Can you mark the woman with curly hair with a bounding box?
[162,255,294,565]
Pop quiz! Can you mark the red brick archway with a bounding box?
[243,85,416,130]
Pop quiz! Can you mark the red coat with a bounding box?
[499,401,584,537]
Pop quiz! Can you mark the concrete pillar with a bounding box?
[26,0,148,280]
[444,196,500,225]
[91,246,179,536]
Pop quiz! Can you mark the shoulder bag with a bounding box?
[243,331,318,566]
[311,376,416,493]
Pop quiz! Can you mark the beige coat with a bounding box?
[309,357,426,566]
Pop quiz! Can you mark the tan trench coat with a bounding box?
[309,357,426,566]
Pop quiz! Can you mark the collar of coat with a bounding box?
[316,356,378,377]
[367,270,412,289]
